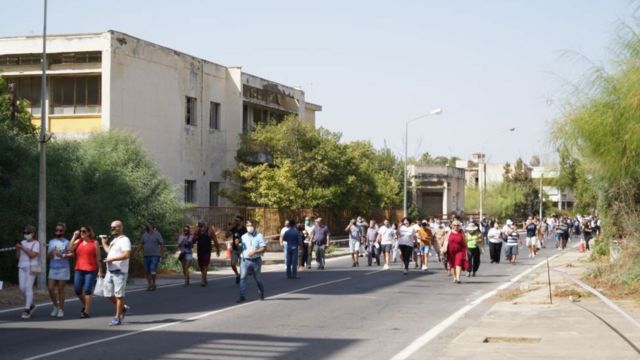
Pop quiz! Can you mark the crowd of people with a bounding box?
[14,212,601,325]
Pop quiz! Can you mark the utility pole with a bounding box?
[37,0,48,290]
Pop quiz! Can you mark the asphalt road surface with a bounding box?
[1,243,561,360]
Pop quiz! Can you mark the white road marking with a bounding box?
[22,276,352,360]
[390,251,565,360]
[364,269,386,276]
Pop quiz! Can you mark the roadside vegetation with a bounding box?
[553,19,640,297]
[0,76,184,282]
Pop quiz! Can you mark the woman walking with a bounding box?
[177,225,194,286]
[465,223,481,277]
[69,225,102,318]
[47,223,72,318]
[16,225,40,319]
[505,224,520,264]
[443,220,468,283]
[397,217,416,275]
[193,220,220,286]
[487,222,503,264]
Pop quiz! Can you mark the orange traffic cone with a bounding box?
[579,242,585,253]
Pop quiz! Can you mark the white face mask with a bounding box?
[247,226,255,234]
[25,234,33,241]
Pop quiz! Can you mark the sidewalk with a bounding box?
[433,248,640,359]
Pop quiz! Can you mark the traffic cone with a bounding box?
[579,242,585,253]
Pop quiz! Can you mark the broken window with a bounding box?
[209,101,220,130]
[184,180,196,203]
[185,96,197,126]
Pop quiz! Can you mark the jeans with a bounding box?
[399,245,413,270]
[367,242,380,265]
[489,242,502,263]
[19,267,36,309]
[143,256,161,274]
[467,247,481,274]
[315,244,326,268]
[74,270,98,295]
[239,258,265,298]
[285,247,298,278]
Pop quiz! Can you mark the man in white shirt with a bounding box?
[101,220,131,326]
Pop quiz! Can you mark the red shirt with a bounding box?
[75,239,98,271]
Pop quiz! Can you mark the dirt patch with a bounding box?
[497,288,531,301]
[552,287,592,299]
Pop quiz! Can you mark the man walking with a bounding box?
[345,218,362,267]
[377,219,395,270]
[304,217,315,270]
[237,220,267,303]
[283,220,300,279]
[135,220,164,291]
[366,220,380,266]
[417,221,433,271]
[101,220,131,326]
[229,216,247,284]
[311,218,330,269]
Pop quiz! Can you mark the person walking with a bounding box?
[487,222,503,264]
[193,220,221,287]
[47,223,72,318]
[311,218,330,269]
[434,222,449,271]
[135,220,164,291]
[69,225,102,318]
[283,220,301,279]
[525,217,537,258]
[377,219,395,270]
[101,220,131,326]
[298,223,310,270]
[417,221,434,271]
[465,223,481,277]
[582,218,593,250]
[443,220,468,283]
[229,216,247,284]
[346,218,362,267]
[397,217,416,275]
[304,217,315,269]
[504,224,520,264]
[366,220,380,266]
[177,225,194,286]
[237,220,267,303]
[279,220,290,268]
[16,225,40,319]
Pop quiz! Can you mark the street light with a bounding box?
[403,108,443,218]
[37,0,48,290]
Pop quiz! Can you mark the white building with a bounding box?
[408,165,466,218]
[0,30,321,207]
[531,166,576,210]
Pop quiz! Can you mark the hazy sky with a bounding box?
[4,0,634,163]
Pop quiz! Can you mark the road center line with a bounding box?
[23,276,352,360]
[390,251,566,360]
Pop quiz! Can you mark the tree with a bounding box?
[529,155,541,167]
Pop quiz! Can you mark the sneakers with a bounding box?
[81,312,90,318]
[57,309,64,318]
[110,317,121,326]
[421,265,427,271]
[259,292,265,301]
[236,296,246,303]
[21,310,31,319]
[50,307,59,317]
[382,264,389,270]
[403,269,408,275]
[120,304,130,321]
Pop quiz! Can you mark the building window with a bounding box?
[184,180,196,203]
[209,182,220,207]
[209,101,220,130]
[11,75,101,115]
[185,96,197,126]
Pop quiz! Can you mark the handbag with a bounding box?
[28,242,42,275]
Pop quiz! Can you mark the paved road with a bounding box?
[1,243,562,360]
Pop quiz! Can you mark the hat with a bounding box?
[506,219,513,226]
[451,220,462,227]
[465,223,478,232]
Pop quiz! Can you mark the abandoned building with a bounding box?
[407,165,466,218]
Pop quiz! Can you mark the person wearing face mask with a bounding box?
[135,220,164,291]
[177,225,194,286]
[237,220,267,303]
[193,220,221,287]
[47,223,72,318]
[397,217,416,275]
[101,220,131,326]
[487,222,503,264]
[229,216,247,283]
[16,225,40,319]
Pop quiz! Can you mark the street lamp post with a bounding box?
[403,108,443,218]
[37,0,48,290]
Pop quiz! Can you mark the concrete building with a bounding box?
[408,165,466,218]
[0,30,321,207]
[531,166,576,210]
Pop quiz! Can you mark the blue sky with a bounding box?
[3,0,634,163]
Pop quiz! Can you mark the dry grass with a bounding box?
[552,286,592,299]
[497,288,531,301]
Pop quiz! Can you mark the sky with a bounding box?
[2,0,635,164]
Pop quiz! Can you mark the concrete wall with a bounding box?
[108,31,241,206]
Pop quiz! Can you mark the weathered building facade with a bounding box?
[408,165,466,218]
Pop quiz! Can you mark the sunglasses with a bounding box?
[80,230,87,233]
[23,231,32,235]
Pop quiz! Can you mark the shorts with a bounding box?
[103,270,128,298]
[419,245,431,255]
[349,238,361,253]
[48,266,70,281]
[144,256,161,274]
[198,252,211,268]
[231,252,240,264]
[505,245,519,258]
[381,244,392,253]
[179,252,193,262]
[526,237,537,247]
[73,270,97,295]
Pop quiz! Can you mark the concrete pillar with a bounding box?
[442,180,449,218]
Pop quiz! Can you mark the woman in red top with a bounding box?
[444,221,468,284]
[69,226,102,318]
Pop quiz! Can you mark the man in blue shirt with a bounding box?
[283,220,301,279]
[237,220,267,303]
